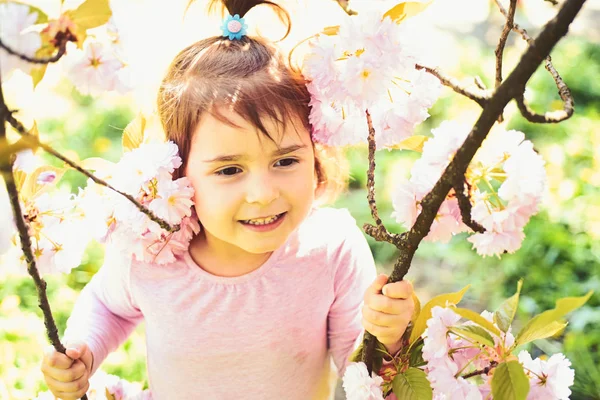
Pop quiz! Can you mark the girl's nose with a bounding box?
[245,173,279,205]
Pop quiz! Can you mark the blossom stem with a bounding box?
[462,361,498,379]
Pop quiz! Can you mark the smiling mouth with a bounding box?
[240,212,286,226]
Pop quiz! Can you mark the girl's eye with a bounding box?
[274,158,298,167]
[216,166,242,176]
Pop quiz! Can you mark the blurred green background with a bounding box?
[1,0,599,399]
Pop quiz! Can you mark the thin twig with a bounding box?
[0,39,67,64]
[462,361,498,379]
[453,178,486,233]
[495,0,575,123]
[416,64,490,108]
[4,111,179,233]
[495,0,518,89]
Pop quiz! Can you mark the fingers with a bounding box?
[44,373,90,397]
[362,304,406,328]
[41,358,87,383]
[362,318,403,345]
[365,274,389,296]
[382,280,413,300]
[65,341,89,361]
[43,345,74,370]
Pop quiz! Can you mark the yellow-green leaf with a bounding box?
[30,65,47,88]
[322,25,340,36]
[387,135,428,152]
[122,113,146,152]
[453,307,501,337]
[21,165,66,202]
[383,1,432,24]
[409,285,470,344]
[392,367,432,400]
[515,291,592,346]
[491,361,530,400]
[494,279,523,333]
[411,291,421,325]
[451,325,495,347]
[68,0,112,31]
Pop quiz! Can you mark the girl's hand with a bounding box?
[40,341,94,400]
[362,274,415,355]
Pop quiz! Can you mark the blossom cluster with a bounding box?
[1,151,91,275]
[391,121,546,257]
[77,141,198,265]
[33,370,152,400]
[0,142,197,275]
[422,306,575,400]
[0,2,132,95]
[303,11,441,149]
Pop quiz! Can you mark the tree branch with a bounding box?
[362,0,588,373]
[0,39,67,64]
[453,178,486,233]
[495,0,575,123]
[416,64,490,108]
[3,110,179,233]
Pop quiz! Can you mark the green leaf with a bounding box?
[383,1,432,24]
[494,279,523,333]
[68,0,112,31]
[392,367,432,400]
[408,338,426,367]
[450,325,495,347]
[491,361,530,400]
[453,307,501,336]
[409,285,470,344]
[515,291,593,346]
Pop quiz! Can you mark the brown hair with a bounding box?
[157,0,347,204]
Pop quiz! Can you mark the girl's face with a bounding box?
[185,107,317,256]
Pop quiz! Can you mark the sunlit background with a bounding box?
[1,0,599,398]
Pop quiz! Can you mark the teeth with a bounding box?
[244,214,281,225]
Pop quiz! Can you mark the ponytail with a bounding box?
[207,0,291,40]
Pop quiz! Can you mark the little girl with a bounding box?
[40,1,415,398]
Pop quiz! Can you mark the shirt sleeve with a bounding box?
[327,210,377,376]
[62,244,144,375]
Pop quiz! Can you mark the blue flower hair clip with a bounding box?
[221,14,248,40]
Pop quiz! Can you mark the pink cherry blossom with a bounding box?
[304,11,439,148]
[66,40,125,96]
[518,351,575,400]
[78,141,196,265]
[342,362,385,400]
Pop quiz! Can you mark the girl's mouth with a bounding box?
[240,212,287,231]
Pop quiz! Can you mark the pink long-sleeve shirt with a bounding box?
[63,207,377,399]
